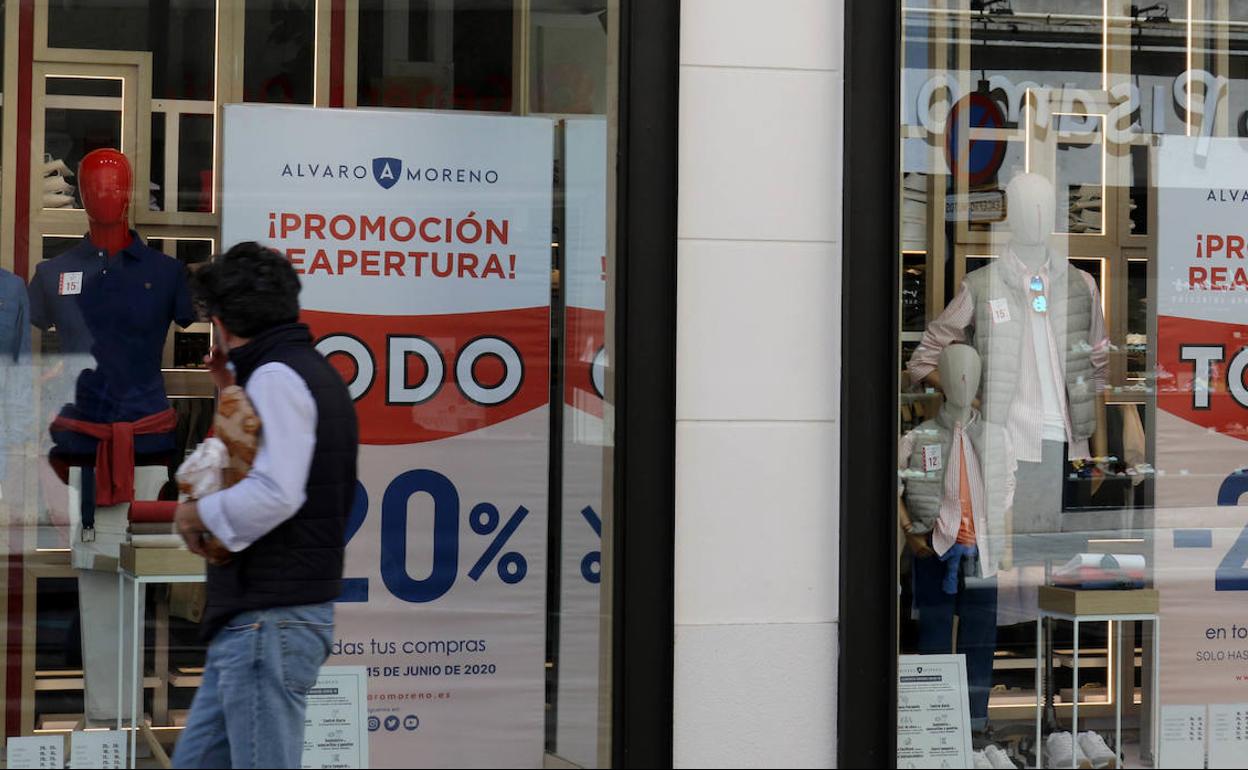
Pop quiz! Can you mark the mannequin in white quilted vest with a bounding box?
[908,172,1108,568]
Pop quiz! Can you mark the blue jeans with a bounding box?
[173,603,334,769]
[913,553,998,728]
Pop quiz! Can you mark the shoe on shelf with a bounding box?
[973,749,994,769]
[1077,731,1118,769]
[1045,731,1093,769]
[984,743,1018,769]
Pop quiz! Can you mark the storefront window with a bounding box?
[0,1,615,767]
[897,2,1248,768]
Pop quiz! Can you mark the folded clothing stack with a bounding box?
[127,500,182,548]
[1067,183,1135,234]
[1052,552,1146,590]
[902,173,927,249]
[43,154,75,209]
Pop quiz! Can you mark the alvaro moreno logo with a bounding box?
[280,158,500,188]
[373,157,402,190]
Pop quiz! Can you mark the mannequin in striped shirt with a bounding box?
[908,173,1109,567]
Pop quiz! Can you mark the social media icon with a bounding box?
[385,715,401,732]
[404,715,420,731]
[368,716,381,732]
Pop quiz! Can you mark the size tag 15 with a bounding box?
[58,271,83,296]
[988,298,1010,324]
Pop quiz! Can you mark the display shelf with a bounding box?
[34,672,160,692]
[167,668,203,689]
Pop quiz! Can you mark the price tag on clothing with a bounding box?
[69,730,124,769]
[6,735,63,769]
[988,298,1011,324]
[922,444,942,472]
[58,271,83,296]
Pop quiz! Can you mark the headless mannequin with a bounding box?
[899,345,980,550]
[939,344,979,424]
[80,149,133,257]
[1004,172,1055,270]
[900,345,1000,733]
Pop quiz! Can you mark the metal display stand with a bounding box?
[1033,587,1159,769]
[117,565,204,769]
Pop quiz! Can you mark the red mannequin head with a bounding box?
[79,148,132,254]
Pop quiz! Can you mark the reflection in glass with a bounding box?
[177,115,214,213]
[1127,259,1148,378]
[1055,118,1103,235]
[244,0,315,104]
[48,0,216,101]
[44,78,125,212]
[531,1,608,114]
[357,0,513,111]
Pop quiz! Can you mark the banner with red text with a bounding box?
[222,104,553,768]
[1156,136,1248,711]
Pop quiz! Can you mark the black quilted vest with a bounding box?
[201,322,359,640]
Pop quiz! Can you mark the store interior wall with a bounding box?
[673,1,843,767]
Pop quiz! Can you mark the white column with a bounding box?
[675,1,845,767]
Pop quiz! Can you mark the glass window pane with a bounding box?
[44,77,125,211]
[177,114,214,213]
[47,0,216,101]
[531,1,608,114]
[897,4,1171,765]
[357,0,513,111]
[244,0,316,104]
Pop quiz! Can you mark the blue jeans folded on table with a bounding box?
[914,549,997,729]
[173,603,334,769]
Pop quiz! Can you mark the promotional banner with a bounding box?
[223,105,554,768]
[1156,136,1248,708]
[554,118,608,768]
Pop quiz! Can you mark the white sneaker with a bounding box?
[1045,731,1092,768]
[984,743,1018,769]
[973,749,994,769]
[1077,731,1118,769]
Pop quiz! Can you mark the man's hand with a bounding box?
[204,345,235,391]
[175,501,231,565]
[175,501,208,556]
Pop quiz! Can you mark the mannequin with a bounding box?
[0,267,31,499]
[907,172,1108,565]
[26,148,194,725]
[80,149,135,256]
[1004,172,1051,271]
[899,345,1015,732]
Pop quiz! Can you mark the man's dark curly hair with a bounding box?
[192,241,301,338]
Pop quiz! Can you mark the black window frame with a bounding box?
[610,0,679,768]
[839,0,901,767]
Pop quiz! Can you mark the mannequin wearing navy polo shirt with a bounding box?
[29,149,194,466]
[27,149,193,725]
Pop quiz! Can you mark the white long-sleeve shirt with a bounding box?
[907,251,1110,462]
[197,363,318,552]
